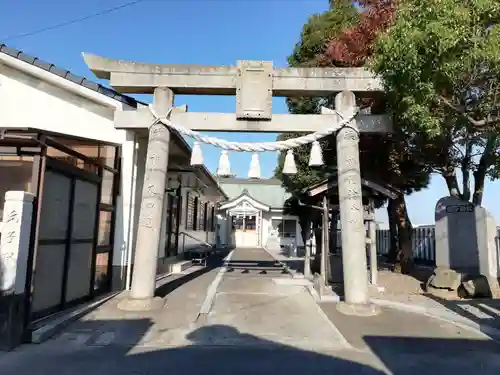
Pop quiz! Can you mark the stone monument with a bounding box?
[428,196,499,298]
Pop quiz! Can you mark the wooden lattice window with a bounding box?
[207,205,213,232]
[186,193,196,230]
[198,201,206,231]
[193,197,199,231]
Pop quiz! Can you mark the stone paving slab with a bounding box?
[205,290,350,350]
[318,303,500,373]
[320,304,492,349]
[205,247,351,351]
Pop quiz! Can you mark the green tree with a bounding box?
[274,1,359,267]
[371,0,500,206]
[277,0,432,273]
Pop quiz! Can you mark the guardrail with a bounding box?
[179,231,213,253]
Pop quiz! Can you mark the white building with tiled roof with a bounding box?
[216,177,303,250]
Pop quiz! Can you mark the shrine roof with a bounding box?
[303,175,400,200]
[218,177,290,209]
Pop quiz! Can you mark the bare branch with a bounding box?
[439,95,499,128]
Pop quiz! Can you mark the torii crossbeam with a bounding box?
[83,54,392,315]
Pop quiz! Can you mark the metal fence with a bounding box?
[376,227,436,265]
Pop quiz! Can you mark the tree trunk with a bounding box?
[387,199,398,262]
[461,138,473,202]
[472,174,485,206]
[442,167,462,198]
[393,194,414,274]
[472,134,497,206]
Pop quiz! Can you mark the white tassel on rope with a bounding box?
[282,150,297,175]
[308,141,324,167]
[216,150,231,176]
[248,152,261,179]
[190,141,204,166]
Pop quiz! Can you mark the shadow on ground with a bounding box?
[2,316,500,374]
[225,259,289,275]
[425,293,500,338]
[364,335,500,374]
[0,318,386,375]
[155,250,229,298]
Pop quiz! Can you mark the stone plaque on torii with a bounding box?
[83,54,393,313]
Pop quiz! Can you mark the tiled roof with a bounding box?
[0,43,138,108]
[219,178,291,209]
[0,43,228,198]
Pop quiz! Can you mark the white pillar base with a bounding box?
[336,301,381,317]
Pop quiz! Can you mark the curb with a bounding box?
[305,282,341,303]
[371,298,500,343]
[31,292,119,344]
[198,249,235,316]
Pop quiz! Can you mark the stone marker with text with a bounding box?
[0,191,34,350]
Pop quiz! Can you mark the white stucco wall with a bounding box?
[261,212,304,248]
[0,62,139,288]
[215,208,304,250]
[0,64,127,144]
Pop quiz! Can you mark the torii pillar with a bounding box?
[83,55,390,313]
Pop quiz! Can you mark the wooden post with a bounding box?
[303,219,312,279]
[120,87,173,310]
[368,199,378,285]
[321,196,329,284]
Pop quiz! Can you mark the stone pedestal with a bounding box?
[429,196,499,298]
[0,191,34,350]
[435,196,498,277]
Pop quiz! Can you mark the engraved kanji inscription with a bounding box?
[346,188,360,199]
[2,251,14,260]
[344,176,355,185]
[345,157,356,167]
[140,215,153,228]
[6,209,19,223]
[341,129,359,142]
[147,184,157,197]
[4,231,16,244]
[149,153,160,172]
[350,203,361,211]
[150,124,165,136]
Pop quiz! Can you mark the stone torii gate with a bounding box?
[83,55,393,313]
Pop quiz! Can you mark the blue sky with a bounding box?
[2,0,500,227]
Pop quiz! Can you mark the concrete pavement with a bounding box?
[202,247,351,350]
[1,247,500,374]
